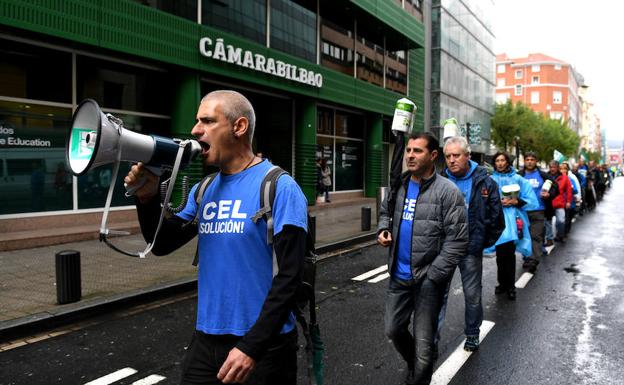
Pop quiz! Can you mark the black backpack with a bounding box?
[191,165,322,384]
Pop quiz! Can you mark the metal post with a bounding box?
[466,122,471,145]
[309,215,316,245]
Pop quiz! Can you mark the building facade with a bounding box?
[0,0,425,224]
[495,53,583,133]
[430,0,496,160]
[578,85,602,154]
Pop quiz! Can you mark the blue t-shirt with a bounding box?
[394,180,420,280]
[523,170,545,211]
[176,160,308,336]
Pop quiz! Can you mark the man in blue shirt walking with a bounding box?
[126,90,308,385]
[377,132,468,385]
[519,151,558,272]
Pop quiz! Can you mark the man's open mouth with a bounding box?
[199,141,210,155]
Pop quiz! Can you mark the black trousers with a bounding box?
[180,330,297,385]
[496,241,516,291]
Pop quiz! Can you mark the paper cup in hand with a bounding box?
[501,184,521,200]
[541,179,553,192]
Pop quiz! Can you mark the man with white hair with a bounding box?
[125,90,308,385]
[438,136,504,351]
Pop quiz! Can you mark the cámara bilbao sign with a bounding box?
[199,37,323,88]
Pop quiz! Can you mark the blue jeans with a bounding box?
[385,276,446,384]
[438,255,483,338]
[544,209,565,240]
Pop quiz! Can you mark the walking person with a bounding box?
[546,160,572,243]
[377,132,468,385]
[485,152,537,300]
[319,158,332,203]
[125,90,308,385]
[518,151,559,272]
[438,136,504,351]
[560,162,581,235]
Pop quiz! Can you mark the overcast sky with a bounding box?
[492,0,624,144]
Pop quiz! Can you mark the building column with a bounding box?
[295,98,317,204]
[365,114,383,197]
[170,71,202,201]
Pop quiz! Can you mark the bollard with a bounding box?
[309,215,316,245]
[361,206,371,231]
[55,250,81,304]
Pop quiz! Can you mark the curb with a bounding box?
[0,232,377,343]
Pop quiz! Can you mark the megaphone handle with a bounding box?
[124,165,163,197]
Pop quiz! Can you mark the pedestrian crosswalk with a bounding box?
[351,265,388,282]
[84,367,165,385]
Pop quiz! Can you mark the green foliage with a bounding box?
[490,101,580,161]
[580,148,602,163]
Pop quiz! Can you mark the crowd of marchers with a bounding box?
[376,133,616,385]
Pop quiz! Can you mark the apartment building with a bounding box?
[495,53,583,133]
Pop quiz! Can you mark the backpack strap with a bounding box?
[191,172,218,266]
[251,165,288,246]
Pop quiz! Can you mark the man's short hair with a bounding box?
[524,151,538,160]
[201,90,256,142]
[408,132,439,153]
[549,160,560,167]
[443,136,471,155]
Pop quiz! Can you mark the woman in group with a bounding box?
[485,152,538,300]
[319,158,332,203]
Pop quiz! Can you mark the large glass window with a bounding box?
[334,138,363,191]
[0,101,73,214]
[77,56,173,115]
[202,0,266,45]
[320,16,354,76]
[0,38,71,103]
[270,0,316,62]
[316,107,364,191]
[133,0,198,21]
[386,49,408,94]
[355,33,385,87]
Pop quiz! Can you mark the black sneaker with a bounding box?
[495,285,505,295]
[464,336,479,352]
[524,258,539,273]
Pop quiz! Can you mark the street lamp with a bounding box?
[514,136,520,169]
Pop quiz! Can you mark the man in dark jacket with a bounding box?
[377,132,468,385]
[519,151,559,270]
[439,136,504,352]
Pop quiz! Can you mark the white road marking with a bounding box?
[430,320,495,385]
[84,367,138,385]
[351,265,388,281]
[131,374,166,385]
[368,272,390,283]
[515,272,534,288]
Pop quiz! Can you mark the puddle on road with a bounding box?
[569,252,615,384]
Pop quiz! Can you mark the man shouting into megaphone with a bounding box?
[125,90,308,385]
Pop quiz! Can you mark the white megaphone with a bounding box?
[67,99,201,193]
[66,99,202,258]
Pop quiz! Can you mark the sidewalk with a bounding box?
[0,198,378,339]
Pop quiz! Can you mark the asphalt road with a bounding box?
[2,180,624,385]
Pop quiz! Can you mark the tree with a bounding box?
[491,101,580,162]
